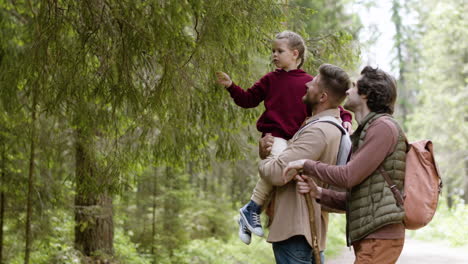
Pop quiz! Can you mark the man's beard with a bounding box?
[302,94,320,112]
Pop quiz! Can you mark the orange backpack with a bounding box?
[380,139,442,230]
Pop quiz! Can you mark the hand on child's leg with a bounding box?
[259,133,274,159]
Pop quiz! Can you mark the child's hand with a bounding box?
[216,71,233,87]
[259,133,274,159]
[343,121,353,135]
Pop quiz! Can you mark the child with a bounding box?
[216,31,352,244]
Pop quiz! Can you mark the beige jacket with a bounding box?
[259,108,343,250]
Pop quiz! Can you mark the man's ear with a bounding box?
[320,92,328,102]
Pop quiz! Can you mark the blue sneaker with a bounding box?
[239,200,264,237]
[238,217,251,245]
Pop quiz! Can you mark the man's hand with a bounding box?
[259,133,274,159]
[343,121,353,135]
[215,71,233,87]
[295,174,322,199]
[282,159,307,184]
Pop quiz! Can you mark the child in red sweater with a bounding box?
[216,31,352,244]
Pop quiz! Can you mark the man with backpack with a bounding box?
[283,66,407,264]
[258,64,351,264]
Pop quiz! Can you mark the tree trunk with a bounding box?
[24,95,37,264]
[464,56,468,205]
[163,166,172,256]
[203,173,207,193]
[392,0,408,130]
[231,167,236,209]
[162,166,180,257]
[0,189,3,264]
[188,162,195,185]
[74,129,114,259]
[151,167,158,264]
[464,159,468,204]
[135,176,148,240]
[446,178,453,209]
[0,147,5,264]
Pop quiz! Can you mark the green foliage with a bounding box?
[287,0,361,72]
[172,235,275,264]
[0,0,361,262]
[5,209,80,264]
[166,212,347,264]
[184,196,235,240]
[406,0,467,204]
[324,214,347,258]
[114,228,151,264]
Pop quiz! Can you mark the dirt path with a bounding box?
[327,239,468,264]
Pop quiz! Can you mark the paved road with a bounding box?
[327,239,468,264]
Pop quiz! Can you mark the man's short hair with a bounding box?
[357,66,397,114]
[318,64,350,105]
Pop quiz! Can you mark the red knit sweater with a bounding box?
[227,68,352,139]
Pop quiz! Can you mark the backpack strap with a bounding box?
[314,116,352,165]
[375,115,407,207]
[296,116,347,137]
[312,116,347,133]
[378,167,405,207]
[294,116,351,165]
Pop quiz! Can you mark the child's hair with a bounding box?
[275,31,307,68]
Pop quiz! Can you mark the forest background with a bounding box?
[0,0,466,263]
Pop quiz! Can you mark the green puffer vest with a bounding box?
[346,112,406,246]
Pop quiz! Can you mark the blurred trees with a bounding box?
[0,0,359,263]
[2,0,465,263]
[391,0,467,207]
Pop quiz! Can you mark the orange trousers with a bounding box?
[353,238,405,264]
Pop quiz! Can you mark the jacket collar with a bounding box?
[275,68,306,74]
[305,108,341,125]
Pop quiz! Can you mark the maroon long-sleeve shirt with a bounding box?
[226,68,352,140]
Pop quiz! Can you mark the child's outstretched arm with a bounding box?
[215,71,267,108]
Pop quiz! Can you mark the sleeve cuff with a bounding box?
[303,160,317,176]
[226,82,236,91]
[338,106,352,123]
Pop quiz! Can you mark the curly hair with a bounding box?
[357,66,397,114]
